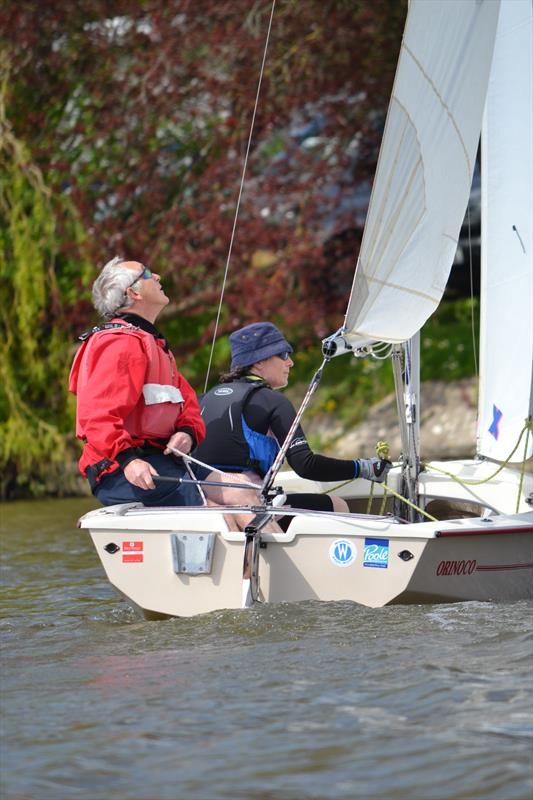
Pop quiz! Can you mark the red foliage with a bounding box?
[2,0,406,345]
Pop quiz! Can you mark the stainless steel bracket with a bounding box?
[171,533,216,575]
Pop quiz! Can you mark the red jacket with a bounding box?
[68,321,205,479]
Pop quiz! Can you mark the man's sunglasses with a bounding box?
[276,351,292,361]
[125,267,152,292]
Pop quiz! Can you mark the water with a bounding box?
[1,499,532,800]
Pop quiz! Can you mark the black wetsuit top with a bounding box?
[196,377,357,481]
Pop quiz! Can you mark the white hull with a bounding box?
[79,464,533,619]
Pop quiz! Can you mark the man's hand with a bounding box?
[164,431,193,456]
[124,458,159,490]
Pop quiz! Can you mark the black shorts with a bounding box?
[283,493,334,512]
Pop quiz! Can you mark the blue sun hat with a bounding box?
[229,322,293,369]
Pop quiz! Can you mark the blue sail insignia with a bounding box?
[488,404,503,440]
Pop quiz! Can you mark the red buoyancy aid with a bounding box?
[69,322,205,477]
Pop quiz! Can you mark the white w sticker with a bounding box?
[329,539,357,567]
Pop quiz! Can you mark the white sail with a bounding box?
[477,0,533,462]
[342,0,501,348]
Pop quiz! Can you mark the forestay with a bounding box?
[477,0,533,462]
[342,0,500,348]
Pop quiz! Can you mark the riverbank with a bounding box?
[7,376,530,501]
[67,377,481,500]
[306,377,479,462]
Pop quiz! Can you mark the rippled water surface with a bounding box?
[1,499,532,800]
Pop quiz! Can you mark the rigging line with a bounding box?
[427,418,532,487]
[516,417,531,513]
[466,204,478,379]
[203,0,277,394]
[168,447,262,490]
[320,475,438,523]
[260,357,329,501]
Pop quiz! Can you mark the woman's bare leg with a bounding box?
[202,470,283,533]
[331,496,349,513]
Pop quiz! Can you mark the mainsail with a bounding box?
[341,0,501,349]
[477,0,533,462]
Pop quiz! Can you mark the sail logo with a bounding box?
[329,539,357,567]
[363,538,389,569]
[489,404,503,440]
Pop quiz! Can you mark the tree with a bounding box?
[0,56,94,496]
[3,0,406,342]
[0,0,407,495]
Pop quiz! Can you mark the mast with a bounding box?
[391,333,421,521]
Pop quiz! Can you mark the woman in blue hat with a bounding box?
[194,322,391,521]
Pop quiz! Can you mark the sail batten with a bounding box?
[360,275,441,305]
[342,0,501,346]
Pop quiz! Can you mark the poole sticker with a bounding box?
[363,538,389,569]
[329,539,357,567]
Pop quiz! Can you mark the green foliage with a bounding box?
[0,61,92,498]
[0,1,482,498]
[168,296,481,434]
[301,297,480,428]
[421,297,479,381]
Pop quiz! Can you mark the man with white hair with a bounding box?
[69,256,207,506]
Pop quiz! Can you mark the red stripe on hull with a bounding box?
[436,526,533,537]
[475,563,533,572]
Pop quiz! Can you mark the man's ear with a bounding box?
[126,286,142,301]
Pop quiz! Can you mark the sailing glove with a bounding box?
[355,457,392,483]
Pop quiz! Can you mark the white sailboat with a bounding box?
[79,0,532,620]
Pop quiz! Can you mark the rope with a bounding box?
[359,440,436,520]
[168,447,262,490]
[322,421,532,524]
[516,419,531,513]
[426,418,531,487]
[173,421,530,522]
[326,473,438,523]
[365,440,390,515]
[203,0,277,393]
[380,483,438,522]
[375,441,390,516]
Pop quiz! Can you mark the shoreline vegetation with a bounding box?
[4,2,512,501]
[2,371,506,502]
[0,378,481,502]
[4,303,532,500]
[0,123,484,502]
